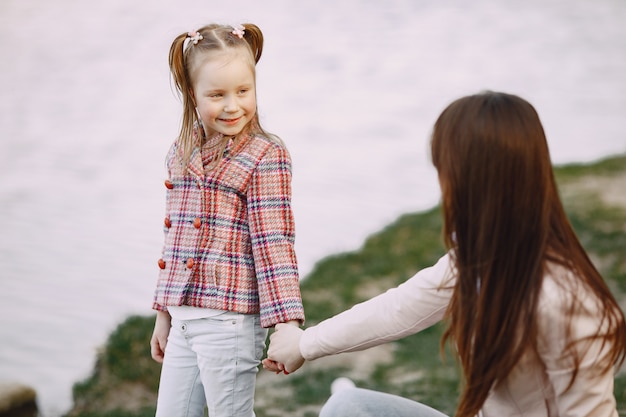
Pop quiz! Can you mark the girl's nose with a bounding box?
[224,96,239,112]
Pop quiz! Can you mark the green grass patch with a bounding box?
[554,154,626,181]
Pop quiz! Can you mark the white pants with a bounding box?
[155,311,268,417]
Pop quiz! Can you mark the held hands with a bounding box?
[263,323,305,374]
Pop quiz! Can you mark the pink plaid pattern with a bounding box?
[153,134,304,328]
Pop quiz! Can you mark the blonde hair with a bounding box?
[168,23,275,169]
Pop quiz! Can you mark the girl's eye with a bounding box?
[238,89,249,95]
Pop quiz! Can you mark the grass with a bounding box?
[554,154,626,181]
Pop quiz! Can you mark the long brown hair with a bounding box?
[168,23,273,169]
[431,91,626,416]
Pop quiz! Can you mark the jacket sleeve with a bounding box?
[536,276,619,416]
[152,141,179,312]
[300,253,453,360]
[247,142,305,328]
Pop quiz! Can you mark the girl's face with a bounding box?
[191,51,257,137]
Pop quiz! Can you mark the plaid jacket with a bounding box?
[153,134,304,328]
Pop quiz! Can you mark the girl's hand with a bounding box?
[150,311,171,363]
[262,358,286,374]
[267,323,305,373]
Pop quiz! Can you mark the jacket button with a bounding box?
[164,179,174,189]
[186,258,195,269]
[158,259,166,269]
[193,218,202,228]
[164,217,171,228]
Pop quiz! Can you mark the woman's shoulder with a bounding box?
[538,262,604,328]
[539,263,584,307]
[535,262,614,370]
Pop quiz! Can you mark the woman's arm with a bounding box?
[267,254,453,372]
[300,253,453,360]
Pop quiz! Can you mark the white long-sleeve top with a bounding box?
[300,254,618,417]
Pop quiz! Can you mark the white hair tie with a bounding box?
[231,24,245,39]
[183,29,203,52]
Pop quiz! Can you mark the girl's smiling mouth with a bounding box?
[220,117,241,124]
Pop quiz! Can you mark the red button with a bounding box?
[158,259,166,269]
[186,258,195,269]
[164,217,171,228]
[164,179,174,189]
[193,218,202,228]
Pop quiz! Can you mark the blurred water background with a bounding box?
[1,0,625,415]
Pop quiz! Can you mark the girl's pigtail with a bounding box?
[241,23,263,64]
[168,33,188,96]
[168,31,199,168]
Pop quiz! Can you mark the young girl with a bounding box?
[150,23,304,417]
[265,91,626,416]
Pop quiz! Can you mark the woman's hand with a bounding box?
[266,323,305,373]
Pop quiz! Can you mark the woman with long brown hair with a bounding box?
[265,91,626,416]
